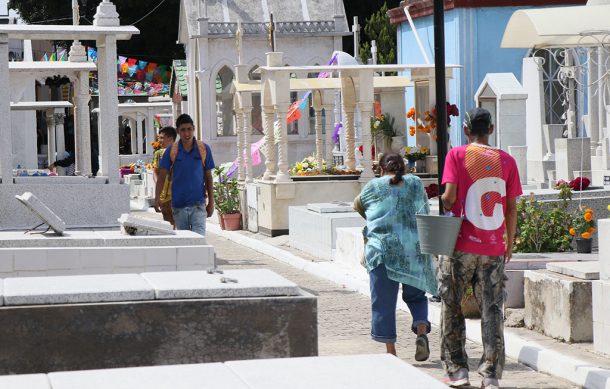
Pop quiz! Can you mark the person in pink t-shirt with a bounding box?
[439,108,522,389]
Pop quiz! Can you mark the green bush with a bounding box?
[514,190,573,253]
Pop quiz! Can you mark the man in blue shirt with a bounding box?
[154,114,215,235]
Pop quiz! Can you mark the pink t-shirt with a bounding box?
[442,143,523,256]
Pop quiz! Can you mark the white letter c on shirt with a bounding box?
[465,177,506,231]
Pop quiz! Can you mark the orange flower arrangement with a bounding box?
[571,207,596,240]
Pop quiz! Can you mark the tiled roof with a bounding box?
[171,59,188,97]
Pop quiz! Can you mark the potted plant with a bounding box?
[570,206,596,253]
[371,112,401,153]
[213,166,241,231]
[404,146,429,172]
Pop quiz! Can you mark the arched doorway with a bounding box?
[215,66,235,136]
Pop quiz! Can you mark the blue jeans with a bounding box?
[369,264,430,343]
[172,203,206,236]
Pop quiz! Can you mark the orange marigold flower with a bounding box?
[581,232,591,239]
[584,213,593,222]
[588,227,596,234]
[569,228,576,236]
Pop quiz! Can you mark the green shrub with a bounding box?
[514,191,573,253]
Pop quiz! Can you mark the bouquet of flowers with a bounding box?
[291,156,326,176]
[569,206,596,239]
[406,103,459,140]
[371,113,397,138]
[404,146,429,163]
[151,135,162,151]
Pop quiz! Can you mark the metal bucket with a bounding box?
[416,214,463,256]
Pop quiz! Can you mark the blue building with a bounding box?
[389,0,585,146]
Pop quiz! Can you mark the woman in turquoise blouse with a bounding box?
[355,153,437,360]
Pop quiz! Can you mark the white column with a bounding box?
[45,111,56,169]
[324,105,334,166]
[275,105,291,183]
[588,48,599,150]
[598,48,608,150]
[129,118,137,154]
[343,106,356,171]
[96,35,121,182]
[146,108,155,155]
[236,109,245,182]
[262,106,276,180]
[0,33,13,184]
[54,111,66,160]
[136,113,143,156]
[75,70,92,175]
[314,107,324,172]
[359,102,374,180]
[146,108,156,146]
[243,107,253,183]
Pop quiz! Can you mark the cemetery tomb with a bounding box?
[0,269,317,374]
[288,204,365,260]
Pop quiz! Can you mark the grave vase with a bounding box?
[415,160,426,173]
[575,238,592,254]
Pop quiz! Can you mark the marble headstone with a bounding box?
[14,192,66,235]
[118,213,175,236]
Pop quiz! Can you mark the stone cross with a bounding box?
[268,13,275,52]
[352,16,360,62]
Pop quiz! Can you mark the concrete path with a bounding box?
[207,232,577,389]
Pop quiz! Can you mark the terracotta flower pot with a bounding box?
[220,213,241,231]
[576,238,592,254]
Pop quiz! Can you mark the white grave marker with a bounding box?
[15,192,66,235]
[118,213,175,235]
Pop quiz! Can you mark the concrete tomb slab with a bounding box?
[289,205,365,260]
[49,363,247,389]
[524,270,592,342]
[306,201,355,213]
[0,374,51,389]
[14,192,66,235]
[118,213,175,235]
[0,230,206,248]
[142,269,300,299]
[546,261,600,280]
[225,354,450,389]
[0,288,317,374]
[3,274,154,305]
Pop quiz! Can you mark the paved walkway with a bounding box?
[207,232,577,389]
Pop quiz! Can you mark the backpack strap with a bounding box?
[169,141,180,165]
[169,140,206,170]
[196,140,207,170]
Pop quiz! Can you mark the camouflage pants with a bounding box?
[438,251,506,379]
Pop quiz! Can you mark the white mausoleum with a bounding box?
[177,0,350,165]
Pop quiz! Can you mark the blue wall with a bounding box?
[399,6,530,146]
